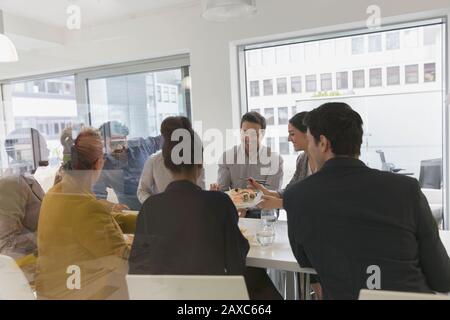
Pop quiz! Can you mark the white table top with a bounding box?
[125,211,450,275]
[239,218,450,275]
[440,231,450,255]
[239,218,316,274]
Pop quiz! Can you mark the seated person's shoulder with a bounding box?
[371,167,419,187]
[219,147,238,164]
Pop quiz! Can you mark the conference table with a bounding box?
[239,218,315,300]
[239,218,450,300]
[125,211,450,300]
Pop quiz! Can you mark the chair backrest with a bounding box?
[376,150,386,164]
[0,255,35,300]
[419,159,442,189]
[126,275,249,300]
[359,289,450,300]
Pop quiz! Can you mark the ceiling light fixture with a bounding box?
[0,10,18,62]
[202,0,257,22]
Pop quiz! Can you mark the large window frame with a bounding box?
[0,54,190,129]
[0,54,191,175]
[236,17,449,229]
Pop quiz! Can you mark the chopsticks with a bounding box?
[240,178,270,187]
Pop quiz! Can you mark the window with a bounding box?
[63,83,74,95]
[47,82,62,94]
[266,137,275,149]
[405,64,419,84]
[275,47,289,64]
[278,107,289,125]
[250,81,260,97]
[404,29,419,47]
[265,108,275,125]
[305,43,319,61]
[88,67,190,140]
[305,75,317,92]
[386,32,400,50]
[351,37,365,54]
[0,58,191,198]
[34,81,46,93]
[352,70,365,88]
[368,34,382,52]
[0,76,79,190]
[162,86,170,102]
[263,79,273,96]
[424,26,440,46]
[277,78,287,95]
[262,48,275,65]
[279,137,290,155]
[157,85,162,102]
[291,76,302,94]
[336,72,348,90]
[387,66,400,85]
[248,50,261,66]
[289,44,301,62]
[424,63,436,82]
[369,68,382,87]
[321,73,332,91]
[170,87,177,103]
[241,22,446,222]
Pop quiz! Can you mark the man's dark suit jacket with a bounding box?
[284,157,450,300]
[129,180,249,276]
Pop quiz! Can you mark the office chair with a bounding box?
[0,255,35,300]
[126,275,249,300]
[419,158,442,189]
[359,289,450,300]
[376,150,404,173]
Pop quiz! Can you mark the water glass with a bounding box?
[261,209,277,228]
[256,225,275,246]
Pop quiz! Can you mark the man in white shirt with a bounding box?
[212,112,283,218]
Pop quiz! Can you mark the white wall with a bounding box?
[1,0,449,184]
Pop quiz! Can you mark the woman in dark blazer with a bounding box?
[129,116,249,276]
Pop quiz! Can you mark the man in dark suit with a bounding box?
[284,102,450,300]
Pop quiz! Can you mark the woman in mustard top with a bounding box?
[36,128,133,300]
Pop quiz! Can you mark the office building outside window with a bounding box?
[279,137,290,155]
[352,70,365,88]
[424,63,436,82]
[387,66,400,85]
[305,75,317,92]
[386,32,400,50]
[321,73,333,91]
[250,80,260,97]
[278,107,289,125]
[336,72,349,90]
[369,68,382,87]
[243,22,446,224]
[277,78,287,95]
[265,108,275,125]
[263,79,274,96]
[352,37,365,54]
[291,76,302,93]
[405,64,419,84]
[369,34,382,52]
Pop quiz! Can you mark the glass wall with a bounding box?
[242,22,446,227]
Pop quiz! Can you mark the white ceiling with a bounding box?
[0,0,200,28]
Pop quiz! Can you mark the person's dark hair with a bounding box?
[240,111,266,130]
[161,116,203,174]
[289,112,308,133]
[304,102,363,157]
